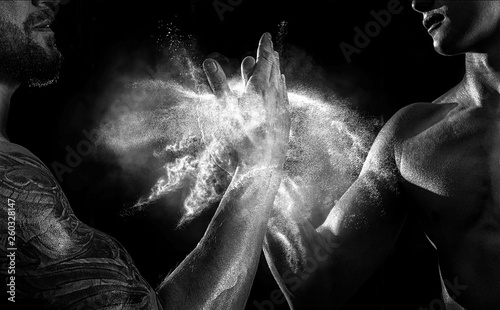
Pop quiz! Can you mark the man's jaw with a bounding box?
[0,16,62,88]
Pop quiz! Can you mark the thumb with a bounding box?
[203,59,232,99]
[241,56,256,86]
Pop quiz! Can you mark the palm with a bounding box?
[201,33,290,175]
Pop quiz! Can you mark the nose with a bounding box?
[412,0,435,13]
[31,0,60,13]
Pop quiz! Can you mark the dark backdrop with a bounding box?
[7,0,465,309]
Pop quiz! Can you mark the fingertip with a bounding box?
[202,58,231,98]
[242,56,256,69]
[261,32,272,40]
[241,56,256,85]
[259,32,273,48]
[203,59,218,73]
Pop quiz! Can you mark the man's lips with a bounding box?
[27,9,56,32]
[427,22,442,33]
[32,20,53,31]
[423,13,445,33]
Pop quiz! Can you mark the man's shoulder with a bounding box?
[0,141,57,186]
[383,101,456,142]
[0,141,48,168]
[364,101,456,175]
[0,143,160,309]
[386,82,464,141]
[0,141,62,209]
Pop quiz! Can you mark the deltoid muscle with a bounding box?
[0,150,162,309]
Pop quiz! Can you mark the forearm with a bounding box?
[156,165,283,309]
[264,174,407,309]
[264,210,339,309]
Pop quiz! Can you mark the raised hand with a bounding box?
[203,33,290,175]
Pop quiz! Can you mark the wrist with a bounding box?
[238,150,287,171]
[232,164,285,188]
[236,161,284,175]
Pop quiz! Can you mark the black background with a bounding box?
[7,0,466,309]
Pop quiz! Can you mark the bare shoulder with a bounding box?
[361,101,456,178]
[384,82,465,146]
[0,142,161,309]
[383,102,456,141]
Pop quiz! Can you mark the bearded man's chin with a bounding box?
[24,40,63,88]
[0,19,63,88]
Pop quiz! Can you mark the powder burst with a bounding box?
[97,28,379,227]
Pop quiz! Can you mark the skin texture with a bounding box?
[0,0,61,87]
[0,143,161,309]
[210,0,500,309]
[0,1,290,309]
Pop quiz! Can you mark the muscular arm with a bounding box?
[156,32,290,309]
[264,108,410,309]
[0,146,284,310]
[157,166,283,309]
[1,33,288,310]
[0,147,162,309]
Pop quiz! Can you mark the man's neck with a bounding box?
[463,51,500,108]
[0,81,19,141]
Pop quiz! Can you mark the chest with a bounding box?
[399,111,500,228]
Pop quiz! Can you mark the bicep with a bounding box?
[321,105,407,244]
[317,116,408,303]
[320,170,405,254]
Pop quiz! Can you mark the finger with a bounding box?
[275,52,287,103]
[274,73,288,114]
[270,50,284,84]
[281,74,289,105]
[275,51,281,76]
[270,54,281,88]
[241,56,256,86]
[203,59,232,99]
[252,33,276,85]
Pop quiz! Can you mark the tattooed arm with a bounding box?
[0,145,163,309]
[0,33,288,310]
[0,145,284,309]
